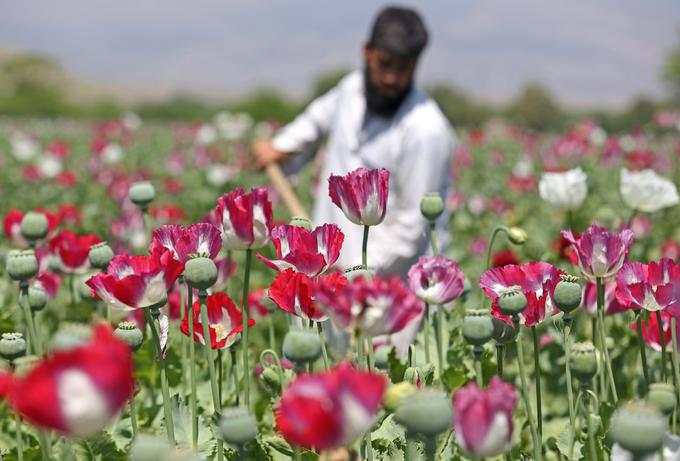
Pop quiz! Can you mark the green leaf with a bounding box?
[74,432,127,461]
[441,366,467,392]
[371,414,406,460]
[388,347,407,383]
[166,394,215,459]
[556,425,584,460]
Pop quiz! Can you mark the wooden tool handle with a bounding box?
[265,163,309,219]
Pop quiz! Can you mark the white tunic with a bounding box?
[273,70,456,278]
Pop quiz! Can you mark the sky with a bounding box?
[2,0,680,107]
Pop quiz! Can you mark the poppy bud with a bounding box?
[648,382,676,416]
[260,366,282,394]
[344,265,375,280]
[383,382,417,412]
[420,192,444,221]
[6,249,38,281]
[462,309,494,347]
[220,407,258,446]
[395,390,453,437]
[88,241,114,270]
[403,367,421,387]
[20,211,48,241]
[569,341,598,382]
[128,181,155,210]
[0,332,27,362]
[610,401,666,457]
[114,321,144,352]
[184,256,218,290]
[506,227,528,245]
[28,284,47,312]
[289,216,312,230]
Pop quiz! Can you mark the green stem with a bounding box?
[596,277,618,402]
[424,436,437,461]
[429,222,439,256]
[218,349,223,405]
[435,308,445,379]
[69,273,75,305]
[130,392,138,438]
[514,318,542,461]
[231,348,240,406]
[367,334,375,372]
[424,303,431,364]
[474,348,484,386]
[637,312,651,393]
[496,343,505,379]
[259,349,284,394]
[357,333,374,461]
[15,401,23,461]
[656,310,668,381]
[582,394,597,461]
[362,225,369,269]
[293,446,301,461]
[241,249,253,409]
[316,322,330,370]
[563,318,576,459]
[357,332,366,370]
[198,291,224,461]
[268,316,276,351]
[482,225,507,308]
[19,282,42,356]
[531,326,543,438]
[186,282,198,449]
[37,431,50,461]
[143,306,175,444]
[671,318,680,417]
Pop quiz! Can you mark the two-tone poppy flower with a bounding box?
[562,225,634,280]
[616,259,680,314]
[328,168,389,226]
[407,255,466,306]
[150,222,222,262]
[268,269,348,322]
[215,187,273,250]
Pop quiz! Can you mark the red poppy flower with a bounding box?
[181,292,254,349]
[49,230,101,273]
[268,269,347,321]
[0,325,134,437]
[491,250,520,268]
[630,310,677,352]
[276,362,386,450]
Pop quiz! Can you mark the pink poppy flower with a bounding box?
[276,362,386,450]
[86,247,184,311]
[257,224,344,277]
[215,187,273,250]
[407,255,466,306]
[562,225,634,280]
[181,292,254,349]
[582,281,627,317]
[328,168,389,226]
[480,262,562,327]
[453,377,517,457]
[150,223,221,263]
[0,325,134,437]
[616,259,680,314]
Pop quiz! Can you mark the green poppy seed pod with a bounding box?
[128,181,155,209]
[491,316,516,344]
[6,249,38,281]
[553,274,582,314]
[47,255,61,273]
[0,332,27,362]
[648,383,677,416]
[78,275,95,301]
[51,323,93,351]
[403,367,421,386]
[462,309,494,347]
[394,390,453,437]
[114,321,144,351]
[219,407,259,446]
[374,345,392,370]
[20,212,49,241]
[260,366,282,394]
[420,192,444,221]
[28,284,47,312]
[88,241,114,270]
[184,257,218,290]
[289,216,312,230]
[569,341,598,382]
[383,382,417,412]
[497,286,527,316]
[506,227,528,245]
[129,434,172,461]
[282,328,321,365]
[344,265,375,280]
[609,401,666,457]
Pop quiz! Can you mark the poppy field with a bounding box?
[1,114,680,460]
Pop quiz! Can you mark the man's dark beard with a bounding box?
[363,66,412,118]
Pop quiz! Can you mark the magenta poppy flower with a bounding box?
[616,259,680,314]
[480,262,561,327]
[561,225,634,280]
[582,281,627,317]
[453,377,517,457]
[257,223,344,277]
[630,309,678,352]
[0,325,134,437]
[276,362,386,450]
[407,255,466,306]
[268,269,347,321]
[49,230,102,273]
[215,187,273,250]
[86,247,184,311]
[180,292,254,349]
[316,275,424,336]
[328,168,389,226]
[150,222,222,262]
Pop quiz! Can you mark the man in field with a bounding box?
[254,5,456,278]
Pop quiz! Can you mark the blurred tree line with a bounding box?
[1,43,680,133]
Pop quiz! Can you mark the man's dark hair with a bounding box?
[367,6,429,59]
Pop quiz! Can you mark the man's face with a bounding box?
[363,46,417,116]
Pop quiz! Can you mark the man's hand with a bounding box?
[252,139,288,170]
